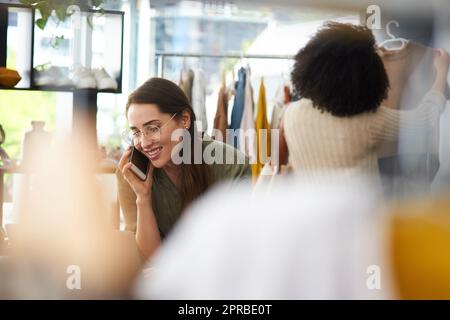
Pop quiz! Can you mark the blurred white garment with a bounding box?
[191,69,208,133]
[134,173,395,299]
[270,82,289,130]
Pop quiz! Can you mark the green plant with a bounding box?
[20,0,104,30]
[19,0,104,48]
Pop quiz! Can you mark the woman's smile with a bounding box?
[144,146,163,161]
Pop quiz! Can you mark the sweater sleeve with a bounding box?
[369,90,447,142]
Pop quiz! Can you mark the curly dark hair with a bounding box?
[291,22,389,117]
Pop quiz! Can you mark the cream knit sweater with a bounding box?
[283,91,447,179]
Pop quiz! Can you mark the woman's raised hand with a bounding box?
[118,146,154,200]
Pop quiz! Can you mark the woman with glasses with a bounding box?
[117,77,251,260]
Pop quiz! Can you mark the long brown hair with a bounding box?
[126,77,211,209]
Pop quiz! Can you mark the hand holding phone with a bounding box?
[118,146,153,198]
[128,146,150,181]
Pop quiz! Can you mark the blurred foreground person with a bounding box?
[0,130,141,299]
[134,167,450,299]
[134,173,395,299]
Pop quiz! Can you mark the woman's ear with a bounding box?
[180,110,191,129]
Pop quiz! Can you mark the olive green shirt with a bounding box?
[116,140,251,238]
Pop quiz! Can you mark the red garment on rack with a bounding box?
[284,85,291,104]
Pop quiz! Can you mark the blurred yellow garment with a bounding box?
[390,194,450,299]
[253,78,271,179]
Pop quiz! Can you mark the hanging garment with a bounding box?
[253,78,271,178]
[270,84,291,167]
[191,68,208,132]
[377,42,450,193]
[229,68,246,148]
[225,79,236,130]
[270,100,284,131]
[213,86,229,142]
[239,67,256,163]
[179,68,194,103]
[270,84,291,130]
[284,85,292,104]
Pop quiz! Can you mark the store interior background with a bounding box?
[1,0,450,228]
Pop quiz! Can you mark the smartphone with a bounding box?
[128,146,150,181]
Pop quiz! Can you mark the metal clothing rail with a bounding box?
[154,51,294,77]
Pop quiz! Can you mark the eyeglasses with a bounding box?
[122,113,177,145]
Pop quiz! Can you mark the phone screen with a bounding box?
[129,146,149,181]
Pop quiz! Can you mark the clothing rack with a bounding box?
[154,51,294,77]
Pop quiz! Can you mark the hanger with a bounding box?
[378,20,409,51]
[226,68,236,98]
[238,51,245,69]
[221,68,226,88]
